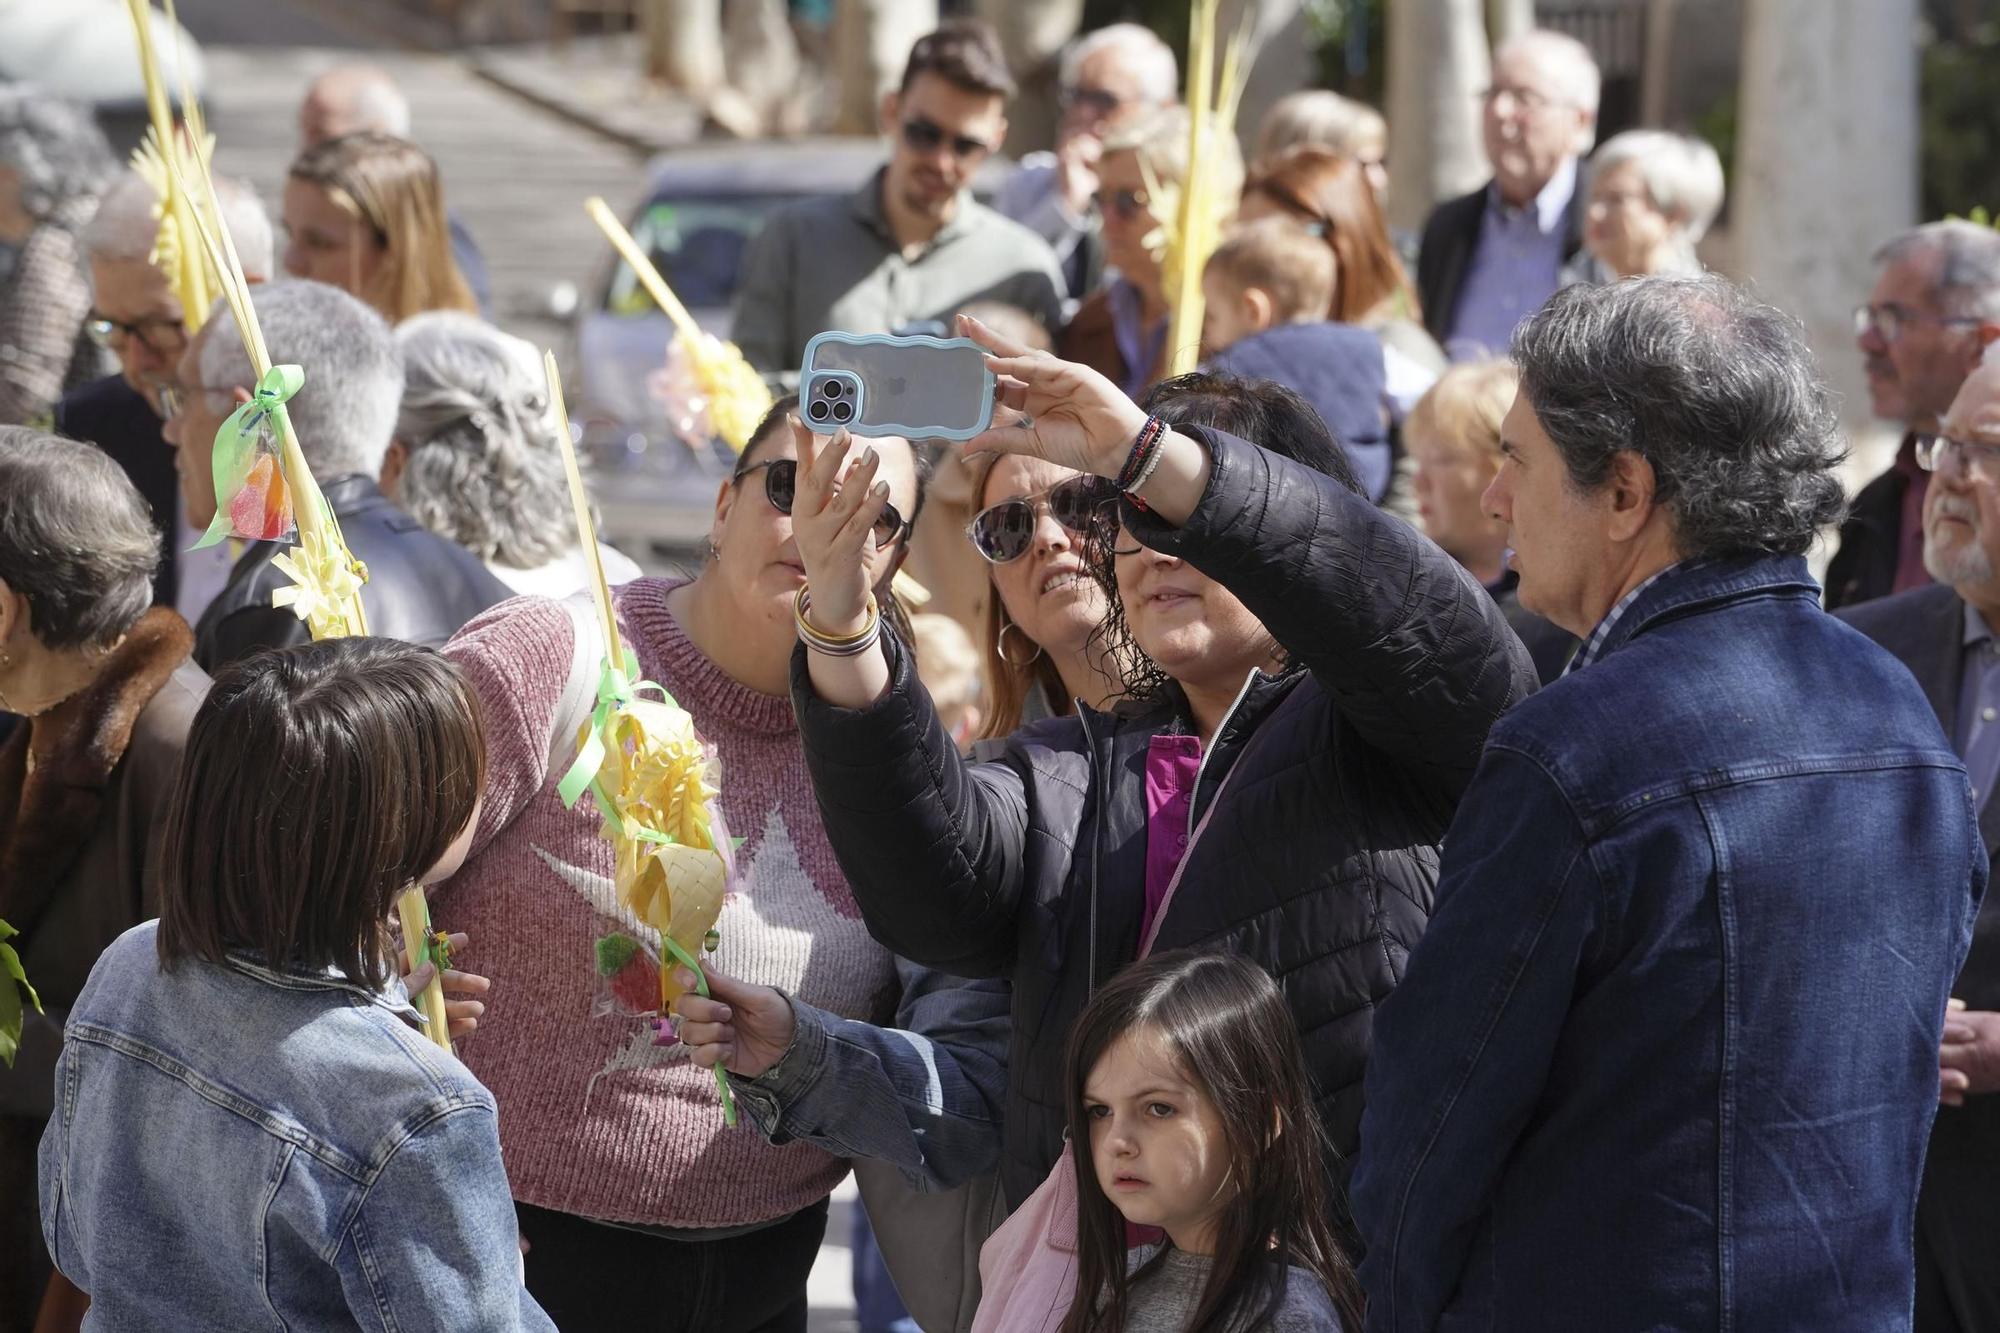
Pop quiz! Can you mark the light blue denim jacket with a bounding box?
[735,956,1010,1191]
[38,922,553,1332]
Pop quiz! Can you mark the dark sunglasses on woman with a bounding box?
[1095,187,1150,223]
[735,458,909,546]
[966,475,1121,564]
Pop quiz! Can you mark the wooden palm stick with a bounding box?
[545,351,624,669]
[396,888,452,1050]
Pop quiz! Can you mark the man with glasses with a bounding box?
[54,170,272,620]
[1415,29,1599,361]
[993,22,1178,303]
[1841,354,2000,1330]
[731,19,1064,376]
[1825,220,2000,610]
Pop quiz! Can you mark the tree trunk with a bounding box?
[1386,0,1491,231]
[1734,0,1917,441]
[711,0,804,137]
[1487,0,1535,46]
[975,0,1083,155]
[831,0,941,135]
[642,0,724,96]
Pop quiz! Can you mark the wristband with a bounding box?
[795,587,882,657]
[1115,415,1169,491]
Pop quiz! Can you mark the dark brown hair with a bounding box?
[1059,951,1363,1333]
[156,638,486,989]
[1243,145,1420,326]
[900,19,1016,100]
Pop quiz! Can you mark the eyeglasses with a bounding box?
[734,458,909,546]
[900,117,994,161]
[1853,303,1983,344]
[1095,187,1151,223]
[1478,85,1567,114]
[1916,431,2000,477]
[1058,86,1126,119]
[966,475,1121,564]
[85,313,185,355]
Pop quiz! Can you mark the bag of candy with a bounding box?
[193,365,300,548]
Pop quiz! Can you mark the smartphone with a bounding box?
[799,331,995,442]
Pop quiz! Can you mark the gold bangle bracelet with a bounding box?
[794,586,880,645]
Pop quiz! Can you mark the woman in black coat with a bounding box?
[782,315,1536,1213]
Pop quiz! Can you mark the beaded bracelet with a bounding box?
[795,586,882,657]
[1115,414,1169,492]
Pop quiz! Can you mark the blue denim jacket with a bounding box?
[736,956,1010,1191]
[38,922,553,1332]
[1352,556,1986,1331]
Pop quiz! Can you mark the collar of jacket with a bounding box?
[220,949,427,1027]
[1588,554,1819,666]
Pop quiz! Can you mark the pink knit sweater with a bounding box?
[438,578,897,1228]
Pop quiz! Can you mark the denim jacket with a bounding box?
[736,956,1011,1191]
[1352,556,1986,1331]
[38,922,553,1332]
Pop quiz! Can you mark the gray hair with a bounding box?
[198,279,403,481]
[0,427,159,650]
[1494,28,1602,118]
[1873,220,2000,324]
[84,169,276,281]
[1588,129,1725,245]
[393,311,574,569]
[0,88,116,230]
[1511,275,1847,560]
[1253,89,1387,169]
[1058,23,1178,106]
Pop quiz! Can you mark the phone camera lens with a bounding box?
[807,399,830,422]
[831,400,854,423]
[824,379,848,399]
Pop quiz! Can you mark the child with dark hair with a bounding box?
[36,638,552,1331]
[1061,951,1360,1332]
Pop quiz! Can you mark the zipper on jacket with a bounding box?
[1077,707,1103,992]
[1188,669,1264,844]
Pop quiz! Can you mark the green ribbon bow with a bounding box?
[557,649,682,845]
[194,364,303,550]
[662,934,736,1127]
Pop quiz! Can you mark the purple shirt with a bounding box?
[1955,601,2000,810]
[1141,733,1204,944]
[1444,157,1578,363]
[1105,276,1169,400]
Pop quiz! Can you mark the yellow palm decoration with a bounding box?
[1160,0,1253,377]
[124,0,221,333]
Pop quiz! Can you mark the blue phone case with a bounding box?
[799,331,996,442]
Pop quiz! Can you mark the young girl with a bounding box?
[35,638,552,1331]
[1062,951,1363,1333]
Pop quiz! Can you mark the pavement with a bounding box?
[161,3,867,1327]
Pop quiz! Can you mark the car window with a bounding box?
[603,195,810,315]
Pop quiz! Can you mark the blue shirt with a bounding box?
[1444,158,1578,362]
[1956,600,2000,808]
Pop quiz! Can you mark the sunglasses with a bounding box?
[735,458,909,546]
[1059,86,1125,119]
[1095,187,1151,223]
[966,475,1121,564]
[901,117,994,161]
[85,312,185,355]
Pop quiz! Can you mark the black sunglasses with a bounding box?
[966,475,1121,564]
[1095,187,1150,223]
[901,117,993,161]
[735,458,909,546]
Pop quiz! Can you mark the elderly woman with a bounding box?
[386,311,641,597]
[0,429,208,1327]
[1573,129,1725,283]
[1251,89,1390,202]
[1058,105,1243,397]
[0,89,115,425]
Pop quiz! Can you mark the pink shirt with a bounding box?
[1141,734,1203,946]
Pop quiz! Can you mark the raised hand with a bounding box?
[789,416,893,636]
[959,313,1150,480]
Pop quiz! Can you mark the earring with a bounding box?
[704,537,722,563]
[997,620,1044,668]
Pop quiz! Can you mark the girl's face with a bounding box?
[979,455,1107,663]
[1084,1024,1235,1254]
[281,177,385,297]
[1115,524,1276,701]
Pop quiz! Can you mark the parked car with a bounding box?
[575,136,1009,558]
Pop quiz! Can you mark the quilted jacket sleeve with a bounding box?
[790,632,1041,976]
[1123,426,1537,800]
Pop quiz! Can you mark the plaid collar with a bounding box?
[1563,563,1683,677]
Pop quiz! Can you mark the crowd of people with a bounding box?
[1,12,1997,1333]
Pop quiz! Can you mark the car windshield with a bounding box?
[603,194,809,315]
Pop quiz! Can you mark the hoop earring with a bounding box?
[704,537,721,564]
[997,620,1044,668]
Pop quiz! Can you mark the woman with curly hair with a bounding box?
[0,89,115,425]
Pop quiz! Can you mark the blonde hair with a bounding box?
[1205,217,1336,327]
[288,132,476,324]
[1102,103,1245,205]
[1252,90,1387,173]
[1405,360,1520,462]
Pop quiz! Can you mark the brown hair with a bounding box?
[1204,217,1338,328]
[156,638,486,990]
[1059,951,1363,1333]
[1242,145,1419,326]
[900,19,1016,99]
[968,450,1074,740]
[288,132,477,324]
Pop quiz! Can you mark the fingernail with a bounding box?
[715,1006,732,1021]
[874,481,889,497]
[862,445,877,464]
[467,1002,486,1017]
[676,969,697,989]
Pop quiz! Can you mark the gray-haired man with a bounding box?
[163,279,510,671]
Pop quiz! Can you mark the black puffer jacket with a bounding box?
[793,427,1537,1211]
